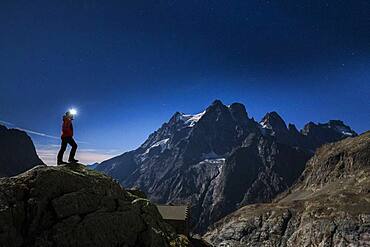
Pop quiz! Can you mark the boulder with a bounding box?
[0,163,194,247]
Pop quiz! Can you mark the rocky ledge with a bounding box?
[204,131,370,247]
[0,163,199,247]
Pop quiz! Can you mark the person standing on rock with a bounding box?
[57,109,78,165]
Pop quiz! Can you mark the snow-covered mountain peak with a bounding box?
[181,111,206,127]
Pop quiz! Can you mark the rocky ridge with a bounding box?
[0,163,201,247]
[204,131,370,247]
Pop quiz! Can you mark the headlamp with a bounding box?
[69,108,77,115]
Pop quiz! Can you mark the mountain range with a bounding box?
[96,100,357,233]
[0,101,366,246]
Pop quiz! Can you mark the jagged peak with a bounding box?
[205,99,228,113]
[328,120,345,126]
[167,110,206,128]
[168,111,184,123]
[229,102,247,114]
[169,100,229,128]
[260,111,287,131]
[305,121,316,126]
[288,123,299,133]
[302,120,357,136]
[229,102,250,122]
[168,101,249,127]
[262,111,284,121]
[211,99,224,106]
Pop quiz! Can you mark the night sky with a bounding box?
[0,0,369,165]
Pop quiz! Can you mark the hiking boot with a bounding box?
[57,161,67,165]
[68,159,79,163]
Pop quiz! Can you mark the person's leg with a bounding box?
[57,138,68,164]
[67,137,78,162]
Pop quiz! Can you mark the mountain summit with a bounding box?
[96,100,357,233]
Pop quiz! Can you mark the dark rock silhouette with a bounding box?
[96,100,357,233]
[0,163,200,247]
[0,124,44,177]
[301,120,357,150]
[204,131,370,247]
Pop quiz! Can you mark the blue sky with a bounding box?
[0,0,369,165]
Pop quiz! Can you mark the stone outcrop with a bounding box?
[204,132,370,247]
[0,163,199,247]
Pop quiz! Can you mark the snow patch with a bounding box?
[258,121,273,136]
[204,158,226,163]
[178,111,206,127]
[259,119,271,129]
[145,138,169,154]
[330,125,354,136]
[198,157,226,165]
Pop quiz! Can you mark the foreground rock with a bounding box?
[0,124,44,177]
[204,131,370,247]
[0,163,198,247]
[96,100,356,233]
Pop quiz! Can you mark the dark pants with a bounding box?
[57,137,78,162]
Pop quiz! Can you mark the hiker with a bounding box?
[57,110,78,165]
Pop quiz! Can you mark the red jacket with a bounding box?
[61,116,73,138]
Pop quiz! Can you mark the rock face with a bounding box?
[0,124,44,177]
[0,164,193,247]
[96,100,357,233]
[204,132,370,247]
[301,120,357,150]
